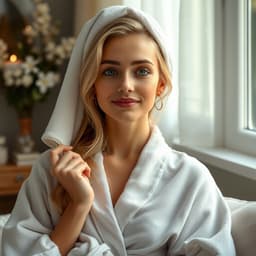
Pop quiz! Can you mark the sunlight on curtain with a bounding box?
[178,0,216,146]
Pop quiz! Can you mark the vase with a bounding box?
[16,117,35,154]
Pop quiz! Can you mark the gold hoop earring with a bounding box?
[154,97,164,111]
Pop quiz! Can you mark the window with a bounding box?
[248,0,256,131]
[225,0,256,157]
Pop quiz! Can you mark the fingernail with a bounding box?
[82,169,91,178]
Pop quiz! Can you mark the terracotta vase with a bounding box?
[19,118,32,136]
[16,117,35,153]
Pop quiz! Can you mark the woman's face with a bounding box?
[94,33,165,126]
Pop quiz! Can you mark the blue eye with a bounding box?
[136,68,150,76]
[103,69,118,77]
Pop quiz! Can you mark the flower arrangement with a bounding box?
[0,0,75,117]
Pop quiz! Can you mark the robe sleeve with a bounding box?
[1,151,114,256]
[167,156,236,256]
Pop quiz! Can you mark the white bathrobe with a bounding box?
[1,127,235,256]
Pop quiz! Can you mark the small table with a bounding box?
[0,164,31,213]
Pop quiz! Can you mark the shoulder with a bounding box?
[148,126,215,185]
[168,148,208,173]
[31,149,51,174]
[162,146,214,186]
[159,149,224,211]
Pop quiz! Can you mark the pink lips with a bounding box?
[112,98,140,107]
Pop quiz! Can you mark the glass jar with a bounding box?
[16,117,35,154]
[0,136,8,165]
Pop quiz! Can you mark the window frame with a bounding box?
[224,0,256,157]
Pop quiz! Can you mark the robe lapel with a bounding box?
[90,153,127,256]
[114,127,168,232]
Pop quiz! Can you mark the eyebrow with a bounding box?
[101,59,154,65]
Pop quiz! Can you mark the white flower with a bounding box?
[13,68,22,77]
[0,0,74,109]
[36,72,58,93]
[61,38,75,53]
[45,42,56,55]
[34,3,51,36]
[3,70,15,86]
[21,74,34,87]
[37,3,50,15]
[23,56,39,74]
[3,74,14,86]
[37,16,50,27]
[45,42,56,61]
[46,72,59,86]
[23,25,38,38]
[15,78,22,87]
[3,69,14,79]
[52,38,74,65]
[45,41,56,51]
[5,78,14,86]
[55,45,66,60]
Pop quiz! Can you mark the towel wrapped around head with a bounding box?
[41,5,173,148]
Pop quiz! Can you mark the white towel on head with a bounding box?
[41,5,173,148]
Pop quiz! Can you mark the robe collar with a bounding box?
[89,126,170,254]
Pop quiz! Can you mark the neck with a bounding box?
[104,120,151,159]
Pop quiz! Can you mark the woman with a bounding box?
[1,5,236,256]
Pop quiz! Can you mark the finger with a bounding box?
[56,151,80,170]
[50,145,73,176]
[82,168,91,178]
[72,162,91,178]
[51,144,73,165]
[52,144,73,154]
[62,156,84,171]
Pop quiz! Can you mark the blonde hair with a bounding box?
[52,16,172,212]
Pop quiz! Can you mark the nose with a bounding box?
[118,72,134,93]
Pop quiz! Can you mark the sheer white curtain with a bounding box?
[178,0,219,147]
[74,0,180,144]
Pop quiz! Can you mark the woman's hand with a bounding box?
[50,145,94,255]
[50,145,94,207]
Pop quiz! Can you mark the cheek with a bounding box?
[141,87,158,106]
[95,78,116,95]
[95,81,107,98]
[94,82,113,110]
[142,80,159,98]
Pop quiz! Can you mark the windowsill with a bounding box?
[173,143,256,181]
